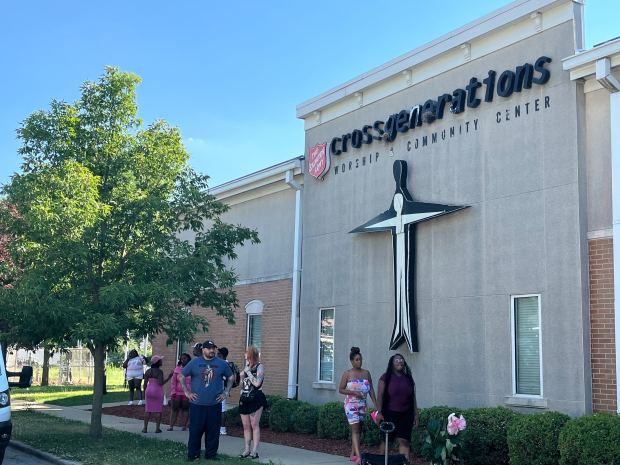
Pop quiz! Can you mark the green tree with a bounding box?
[0,67,259,438]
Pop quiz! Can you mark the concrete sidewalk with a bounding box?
[13,401,350,465]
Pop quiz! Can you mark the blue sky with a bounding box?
[1,1,618,188]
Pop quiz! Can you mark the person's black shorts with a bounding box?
[382,408,415,441]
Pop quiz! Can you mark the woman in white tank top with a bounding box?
[123,349,145,405]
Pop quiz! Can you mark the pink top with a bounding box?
[171,365,191,399]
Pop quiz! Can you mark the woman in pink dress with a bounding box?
[338,347,377,465]
[142,355,171,433]
[167,352,192,431]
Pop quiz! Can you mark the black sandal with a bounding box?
[249,453,259,459]
[238,452,250,458]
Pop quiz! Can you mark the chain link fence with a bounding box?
[5,346,125,386]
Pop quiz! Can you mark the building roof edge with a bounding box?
[296,0,572,120]
[208,157,303,198]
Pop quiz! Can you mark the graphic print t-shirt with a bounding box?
[181,356,232,406]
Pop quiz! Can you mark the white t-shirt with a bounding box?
[126,356,144,380]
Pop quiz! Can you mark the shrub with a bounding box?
[412,406,462,456]
[265,394,286,407]
[224,405,241,427]
[559,414,620,465]
[317,401,349,439]
[460,407,519,465]
[507,411,570,465]
[269,399,302,432]
[418,406,464,428]
[260,394,285,428]
[291,402,319,434]
[360,409,381,446]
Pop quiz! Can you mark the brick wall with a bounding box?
[152,278,293,404]
[588,237,617,413]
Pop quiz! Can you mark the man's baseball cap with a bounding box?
[202,340,217,349]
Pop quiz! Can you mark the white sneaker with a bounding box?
[127,401,133,406]
[220,427,227,435]
[137,400,143,406]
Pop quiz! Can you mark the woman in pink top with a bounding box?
[142,355,172,433]
[167,352,192,431]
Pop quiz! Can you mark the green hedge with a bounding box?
[269,399,300,432]
[418,406,463,428]
[229,397,620,465]
[223,405,241,427]
[559,414,620,465]
[317,401,349,439]
[460,407,519,465]
[291,402,319,434]
[412,406,462,456]
[507,411,570,465]
[261,394,285,428]
[360,409,381,446]
[265,394,286,407]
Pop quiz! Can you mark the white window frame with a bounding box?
[510,294,543,398]
[245,300,264,348]
[177,339,191,361]
[317,307,335,383]
[176,307,192,360]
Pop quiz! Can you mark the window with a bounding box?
[248,315,262,348]
[245,300,264,349]
[177,340,191,360]
[511,295,542,396]
[318,308,335,382]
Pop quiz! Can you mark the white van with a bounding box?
[0,345,32,464]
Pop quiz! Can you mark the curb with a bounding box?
[8,440,82,465]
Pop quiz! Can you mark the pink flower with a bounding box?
[447,413,467,435]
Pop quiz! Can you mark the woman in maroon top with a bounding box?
[375,353,419,459]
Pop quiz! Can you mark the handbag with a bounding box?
[239,363,261,403]
[240,387,257,403]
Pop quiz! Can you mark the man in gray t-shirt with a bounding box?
[180,340,233,461]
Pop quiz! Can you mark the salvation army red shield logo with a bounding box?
[308,142,329,179]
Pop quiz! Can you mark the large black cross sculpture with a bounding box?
[350,160,468,352]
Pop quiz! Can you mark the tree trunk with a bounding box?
[41,345,51,386]
[89,343,106,438]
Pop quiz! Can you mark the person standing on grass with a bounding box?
[123,349,145,406]
[168,352,192,431]
[142,355,171,433]
[180,340,234,462]
[238,345,267,460]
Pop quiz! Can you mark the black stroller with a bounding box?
[360,421,409,465]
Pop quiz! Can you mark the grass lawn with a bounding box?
[12,410,273,465]
[38,365,126,386]
[11,385,128,406]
